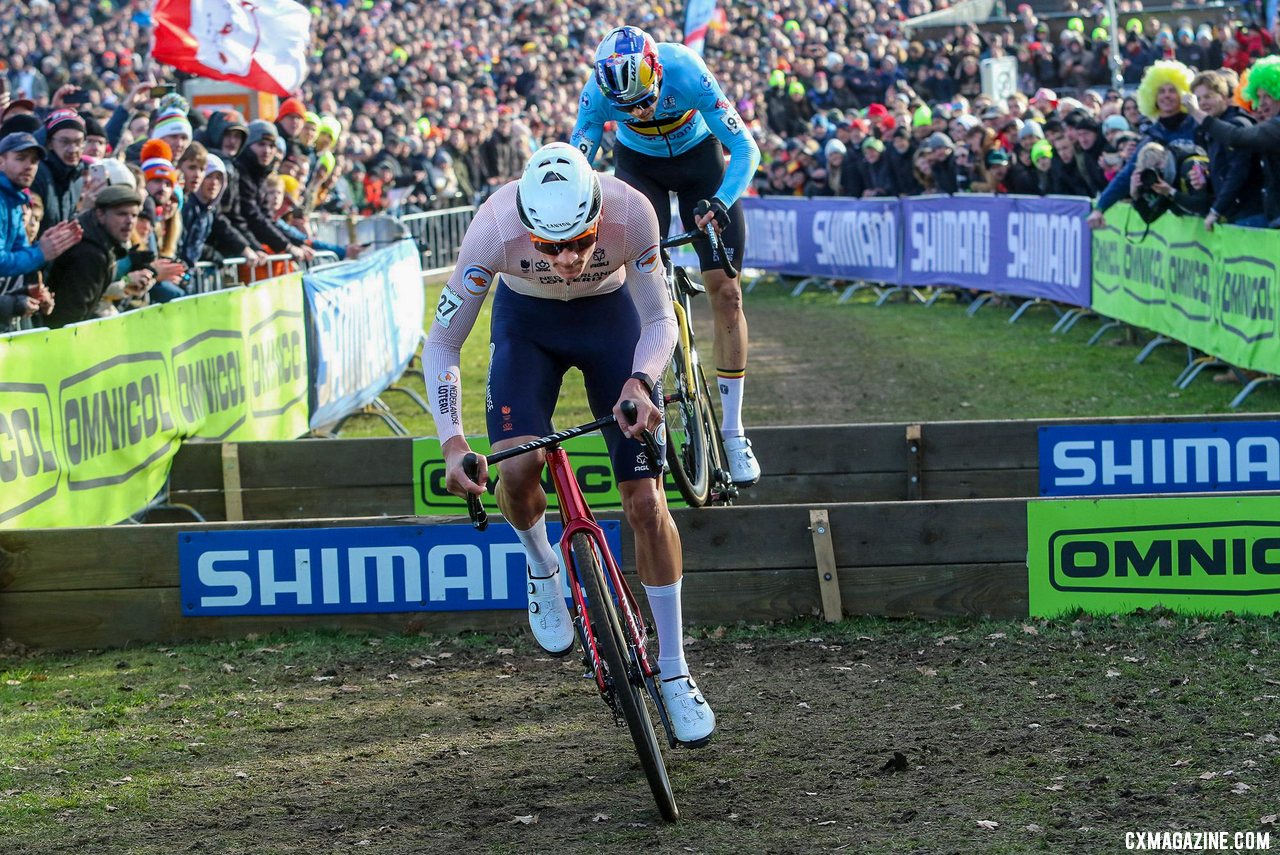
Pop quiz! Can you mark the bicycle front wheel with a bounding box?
[662,340,712,507]
[573,533,679,822]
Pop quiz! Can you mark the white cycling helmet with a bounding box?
[516,142,603,242]
[594,26,663,108]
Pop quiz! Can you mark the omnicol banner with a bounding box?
[307,239,424,429]
[1092,205,1280,374]
[0,280,308,528]
[1028,494,1280,617]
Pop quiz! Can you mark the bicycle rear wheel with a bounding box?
[572,533,679,822]
[662,340,712,507]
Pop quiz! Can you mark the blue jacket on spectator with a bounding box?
[1094,113,1198,213]
[0,174,44,279]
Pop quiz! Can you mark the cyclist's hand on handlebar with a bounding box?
[614,379,662,438]
[443,437,487,498]
[692,198,731,236]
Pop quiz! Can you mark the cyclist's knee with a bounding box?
[705,277,743,316]
[619,480,671,536]
[496,452,545,496]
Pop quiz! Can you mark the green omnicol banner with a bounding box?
[412,435,683,514]
[1028,494,1280,617]
[1092,204,1280,373]
[0,278,308,528]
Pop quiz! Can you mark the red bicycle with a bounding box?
[461,401,681,821]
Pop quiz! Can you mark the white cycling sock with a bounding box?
[717,370,745,439]
[516,514,560,578]
[644,579,689,678]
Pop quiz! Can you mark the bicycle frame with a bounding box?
[542,446,663,708]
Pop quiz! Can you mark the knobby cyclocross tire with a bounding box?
[663,338,712,507]
[572,533,679,822]
[694,362,732,502]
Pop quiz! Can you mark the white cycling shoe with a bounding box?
[724,435,761,487]
[527,570,575,657]
[659,675,716,747]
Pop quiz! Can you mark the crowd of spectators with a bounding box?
[0,0,1278,334]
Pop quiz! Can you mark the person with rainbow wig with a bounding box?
[1087,60,1198,228]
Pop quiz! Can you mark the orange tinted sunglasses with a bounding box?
[530,222,599,256]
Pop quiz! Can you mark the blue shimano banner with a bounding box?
[1039,421,1280,496]
[179,521,622,616]
[900,194,1091,306]
[305,240,424,429]
[741,196,900,282]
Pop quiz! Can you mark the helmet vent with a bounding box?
[541,171,567,183]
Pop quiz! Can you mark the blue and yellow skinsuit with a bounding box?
[572,42,760,269]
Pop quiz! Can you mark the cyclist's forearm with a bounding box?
[422,342,465,444]
[715,136,762,207]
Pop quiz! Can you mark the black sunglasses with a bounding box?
[612,91,658,113]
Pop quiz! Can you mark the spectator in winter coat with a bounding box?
[45,185,141,328]
[1187,71,1267,230]
[1090,61,1199,228]
[0,134,78,330]
[235,121,313,263]
[30,109,86,234]
[1185,57,1280,228]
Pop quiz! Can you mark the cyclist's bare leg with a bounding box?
[619,478,681,586]
[490,435,547,529]
[701,267,747,375]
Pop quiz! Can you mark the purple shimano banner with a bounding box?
[741,196,900,282]
[900,194,1092,307]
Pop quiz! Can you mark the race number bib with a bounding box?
[434,287,463,328]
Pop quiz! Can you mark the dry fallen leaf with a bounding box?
[1199,772,1217,780]
[976,820,999,830]
[592,813,609,822]
[1232,782,1253,794]
[1021,625,1039,636]
[1260,814,1277,827]
[509,814,538,825]
[1105,669,1121,678]
[220,663,235,674]
[916,666,938,677]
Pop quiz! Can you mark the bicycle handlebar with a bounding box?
[658,200,740,280]
[459,399,662,530]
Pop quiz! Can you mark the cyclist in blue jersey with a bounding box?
[572,26,763,487]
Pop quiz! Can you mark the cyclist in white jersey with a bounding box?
[424,142,715,747]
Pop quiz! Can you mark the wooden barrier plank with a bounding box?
[735,472,904,505]
[167,486,415,522]
[923,469,1038,499]
[839,562,1027,619]
[171,438,412,490]
[0,560,1026,649]
[752,424,906,475]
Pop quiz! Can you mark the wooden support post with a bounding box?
[222,443,244,523]
[809,509,843,622]
[906,424,923,500]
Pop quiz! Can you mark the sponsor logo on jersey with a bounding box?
[636,245,660,274]
[438,371,457,384]
[700,73,713,91]
[535,260,551,271]
[461,265,493,296]
[590,248,608,268]
[520,259,530,271]
[580,91,591,109]
[714,98,730,110]
[662,94,676,109]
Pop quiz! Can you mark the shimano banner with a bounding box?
[900,194,1092,305]
[741,196,900,282]
[1040,421,1280,496]
[179,521,622,616]
[306,240,424,429]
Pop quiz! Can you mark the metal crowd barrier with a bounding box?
[396,206,475,276]
[186,251,347,292]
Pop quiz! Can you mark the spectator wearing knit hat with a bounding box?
[82,114,109,161]
[140,140,183,261]
[235,120,312,263]
[31,109,87,233]
[0,133,80,331]
[276,98,307,142]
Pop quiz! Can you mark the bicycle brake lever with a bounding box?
[461,452,489,531]
[703,222,739,280]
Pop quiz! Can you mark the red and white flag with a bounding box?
[153,0,312,96]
